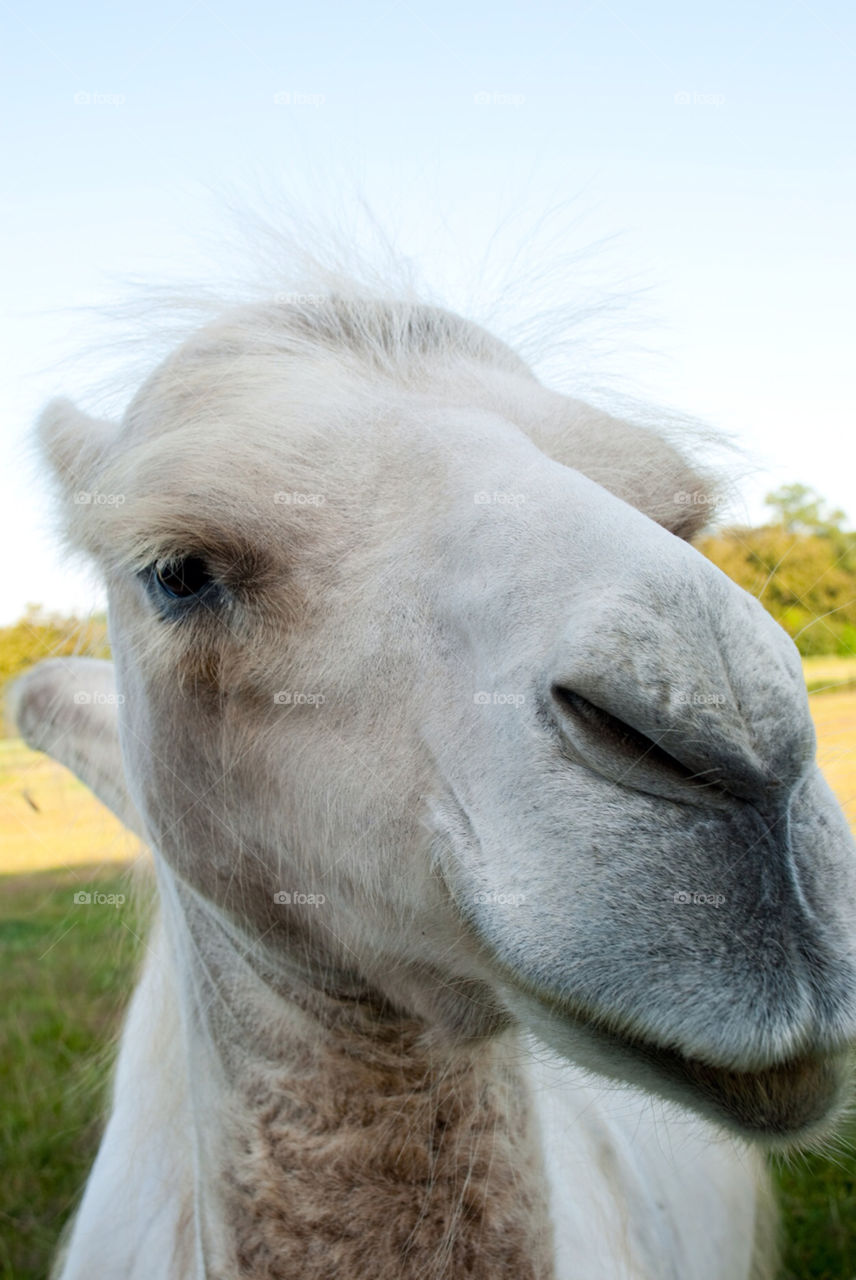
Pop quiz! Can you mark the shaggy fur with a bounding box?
[221,1016,553,1279]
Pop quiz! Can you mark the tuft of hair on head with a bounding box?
[35,193,743,551]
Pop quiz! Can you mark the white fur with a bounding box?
[16,280,856,1279]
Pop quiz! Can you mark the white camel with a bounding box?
[14,282,856,1280]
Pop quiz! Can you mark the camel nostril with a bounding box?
[550,684,704,793]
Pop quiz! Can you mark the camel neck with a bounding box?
[211,1013,555,1279]
[157,866,556,1279]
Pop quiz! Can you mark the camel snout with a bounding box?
[544,553,816,808]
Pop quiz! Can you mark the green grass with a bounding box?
[774,1139,856,1280]
[0,865,145,1279]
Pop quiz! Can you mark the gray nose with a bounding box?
[547,562,815,808]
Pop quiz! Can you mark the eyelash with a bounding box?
[141,556,225,617]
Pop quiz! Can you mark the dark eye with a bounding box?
[154,556,212,599]
[142,556,223,616]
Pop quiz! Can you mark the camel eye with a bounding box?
[155,557,212,598]
[144,556,220,612]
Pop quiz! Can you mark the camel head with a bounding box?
[19,295,856,1144]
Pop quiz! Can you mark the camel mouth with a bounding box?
[671,1046,847,1137]
[502,967,851,1141]
[599,1020,850,1140]
[503,960,852,1141]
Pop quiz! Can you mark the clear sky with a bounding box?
[2,0,854,623]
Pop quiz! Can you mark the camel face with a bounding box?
[41,300,856,1144]
[424,460,856,1139]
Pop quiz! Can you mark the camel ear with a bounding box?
[9,657,144,838]
[37,397,117,498]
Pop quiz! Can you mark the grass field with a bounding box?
[1,676,856,1277]
[0,866,146,1280]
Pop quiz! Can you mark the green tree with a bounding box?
[700,485,856,657]
[764,483,846,538]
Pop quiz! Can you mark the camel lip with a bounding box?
[668,1045,848,1136]
[587,1016,850,1140]
[504,968,850,1140]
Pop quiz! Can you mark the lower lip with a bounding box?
[673,1047,847,1137]
[553,1006,849,1139]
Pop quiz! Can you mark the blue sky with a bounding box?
[2,0,854,622]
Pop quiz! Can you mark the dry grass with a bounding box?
[803,656,856,696]
[808,689,856,834]
[0,739,142,875]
